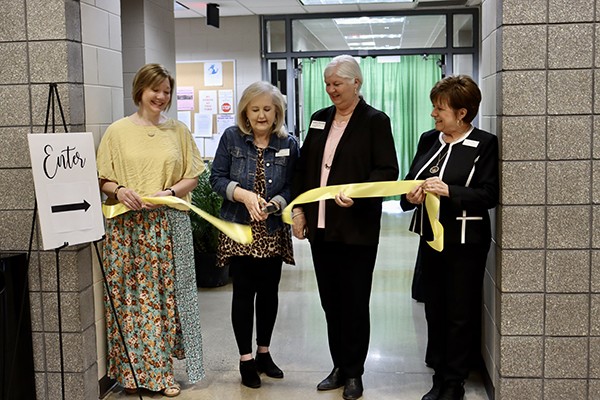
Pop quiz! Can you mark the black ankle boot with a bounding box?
[421,375,442,400]
[438,381,465,400]
[239,359,261,388]
[256,352,284,378]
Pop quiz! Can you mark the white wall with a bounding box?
[175,15,263,103]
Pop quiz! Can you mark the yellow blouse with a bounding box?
[96,116,204,203]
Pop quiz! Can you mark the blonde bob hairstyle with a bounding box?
[236,81,288,138]
[323,54,363,94]
[131,63,175,111]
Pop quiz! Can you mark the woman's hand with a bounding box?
[334,191,354,208]
[291,209,307,240]
[236,187,268,221]
[423,177,449,197]
[407,184,426,205]
[143,189,173,210]
[117,187,144,210]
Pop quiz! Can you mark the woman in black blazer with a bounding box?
[292,55,398,400]
[401,75,499,400]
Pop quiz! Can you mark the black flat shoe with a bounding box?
[342,377,363,400]
[317,367,344,391]
[421,375,442,400]
[256,352,284,378]
[239,359,261,388]
[438,381,465,400]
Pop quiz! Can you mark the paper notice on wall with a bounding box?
[194,113,213,137]
[216,114,235,134]
[203,133,223,158]
[176,86,194,110]
[177,111,192,131]
[204,62,223,86]
[218,89,234,114]
[199,90,218,114]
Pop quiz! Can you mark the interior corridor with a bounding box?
[106,206,489,399]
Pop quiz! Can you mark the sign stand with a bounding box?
[92,239,142,399]
[28,84,142,399]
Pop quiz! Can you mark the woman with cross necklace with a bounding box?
[401,75,499,400]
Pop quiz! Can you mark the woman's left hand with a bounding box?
[143,189,173,209]
[423,177,449,197]
[334,191,354,207]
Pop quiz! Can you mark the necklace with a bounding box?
[429,147,450,174]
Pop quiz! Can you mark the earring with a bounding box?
[245,118,251,128]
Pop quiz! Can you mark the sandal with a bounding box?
[124,387,138,395]
[161,384,181,397]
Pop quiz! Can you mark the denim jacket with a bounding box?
[210,126,300,233]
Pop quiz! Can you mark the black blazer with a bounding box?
[400,128,499,246]
[293,98,399,246]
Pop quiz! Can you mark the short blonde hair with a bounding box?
[323,54,363,93]
[132,63,175,110]
[236,81,287,138]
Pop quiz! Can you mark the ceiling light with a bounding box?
[334,16,406,25]
[344,34,402,40]
[301,0,412,4]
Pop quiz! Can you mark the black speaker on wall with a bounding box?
[207,3,219,28]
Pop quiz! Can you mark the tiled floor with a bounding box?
[105,207,489,400]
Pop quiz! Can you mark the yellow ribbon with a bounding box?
[282,180,444,251]
[102,196,253,245]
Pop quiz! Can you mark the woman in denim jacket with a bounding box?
[210,81,299,389]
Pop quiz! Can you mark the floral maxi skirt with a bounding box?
[103,208,205,391]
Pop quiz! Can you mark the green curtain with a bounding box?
[300,55,441,179]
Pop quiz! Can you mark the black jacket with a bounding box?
[400,127,499,245]
[292,98,399,246]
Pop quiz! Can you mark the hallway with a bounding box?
[107,208,489,399]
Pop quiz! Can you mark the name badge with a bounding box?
[275,148,290,157]
[463,139,479,148]
[310,120,326,130]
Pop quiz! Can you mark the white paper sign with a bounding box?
[199,90,218,114]
[194,113,213,137]
[204,62,223,86]
[27,132,105,250]
[218,89,234,114]
[216,114,235,134]
[177,111,192,131]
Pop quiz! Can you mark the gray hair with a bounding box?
[236,81,287,138]
[323,55,363,92]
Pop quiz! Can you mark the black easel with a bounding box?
[26,84,143,399]
[42,83,70,400]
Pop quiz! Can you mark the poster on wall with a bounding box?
[194,113,213,137]
[199,90,218,114]
[217,114,235,134]
[177,111,192,131]
[176,86,194,110]
[204,62,223,86]
[218,89,234,114]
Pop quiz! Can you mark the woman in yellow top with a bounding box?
[96,63,205,397]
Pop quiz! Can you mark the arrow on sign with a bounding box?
[51,200,91,213]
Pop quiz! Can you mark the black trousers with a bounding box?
[229,256,283,356]
[420,241,489,383]
[310,230,378,378]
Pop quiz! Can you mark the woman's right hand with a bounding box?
[291,212,307,240]
[116,187,144,210]
[406,184,426,205]
[236,187,268,221]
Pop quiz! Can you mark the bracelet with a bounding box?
[292,211,304,219]
[165,187,176,197]
[113,185,124,199]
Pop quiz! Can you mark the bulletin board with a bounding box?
[175,60,236,158]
